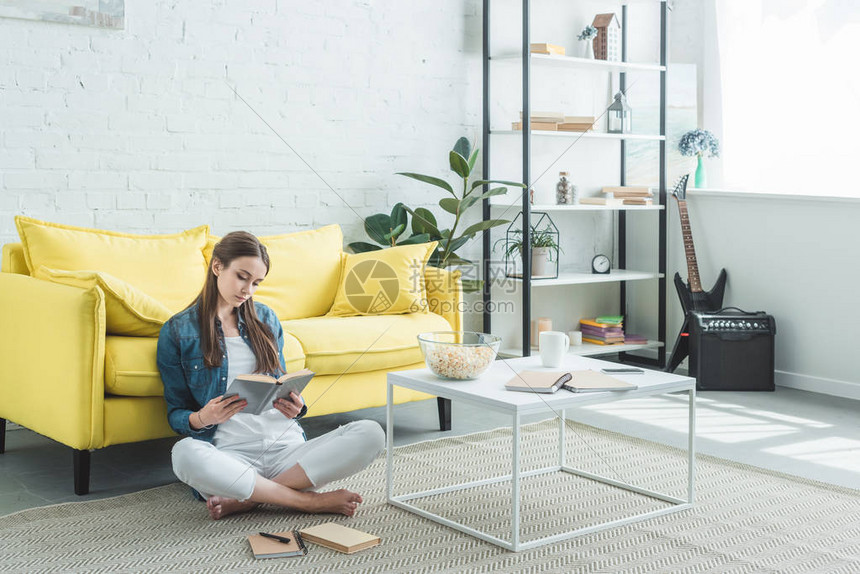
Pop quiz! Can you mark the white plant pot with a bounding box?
[531,247,553,277]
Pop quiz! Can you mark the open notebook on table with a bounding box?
[505,370,637,393]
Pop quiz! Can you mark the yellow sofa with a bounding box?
[0,221,462,495]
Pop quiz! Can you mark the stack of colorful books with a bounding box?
[580,316,624,345]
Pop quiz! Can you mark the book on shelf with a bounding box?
[582,337,625,346]
[623,198,653,205]
[578,197,624,206]
[564,115,596,124]
[580,323,623,334]
[595,315,624,324]
[557,123,592,132]
[247,531,308,559]
[299,523,380,554]
[506,370,637,393]
[512,121,559,131]
[225,369,314,415]
[624,334,648,344]
[580,318,622,329]
[529,43,565,56]
[505,371,572,393]
[519,110,565,123]
[601,186,652,197]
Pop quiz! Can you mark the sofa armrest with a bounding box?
[0,273,106,450]
[424,266,463,331]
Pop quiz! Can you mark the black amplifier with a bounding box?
[687,309,776,391]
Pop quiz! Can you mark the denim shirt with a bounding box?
[157,301,294,443]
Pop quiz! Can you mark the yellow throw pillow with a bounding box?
[327,242,437,317]
[34,267,173,337]
[15,216,209,313]
[213,225,341,320]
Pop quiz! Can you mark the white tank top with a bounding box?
[213,337,306,448]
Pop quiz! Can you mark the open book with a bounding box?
[225,368,314,415]
[505,370,637,394]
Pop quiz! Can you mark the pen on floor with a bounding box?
[259,532,291,544]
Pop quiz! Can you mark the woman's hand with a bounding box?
[273,392,304,419]
[194,394,247,428]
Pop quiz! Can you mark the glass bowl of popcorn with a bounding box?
[417,331,502,380]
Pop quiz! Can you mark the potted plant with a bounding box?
[347,138,526,291]
[577,25,598,59]
[495,227,562,278]
[678,129,720,188]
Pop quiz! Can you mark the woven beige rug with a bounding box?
[1,419,858,573]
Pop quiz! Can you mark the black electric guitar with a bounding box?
[665,174,728,373]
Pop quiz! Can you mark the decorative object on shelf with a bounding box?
[495,211,560,280]
[556,172,573,204]
[529,188,535,205]
[577,25,597,59]
[0,1,125,30]
[591,254,611,274]
[592,13,621,61]
[349,137,525,293]
[607,91,632,134]
[678,129,720,188]
[529,43,565,56]
[531,317,553,347]
[568,331,583,346]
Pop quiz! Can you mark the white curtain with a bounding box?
[714,0,860,196]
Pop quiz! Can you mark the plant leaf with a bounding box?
[459,218,510,237]
[396,233,431,245]
[408,207,440,236]
[467,147,479,173]
[396,172,456,197]
[439,197,460,214]
[364,213,392,245]
[453,137,471,163]
[460,195,480,211]
[445,254,473,266]
[460,278,484,293]
[390,202,408,230]
[383,223,406,242]
[449,150,470,179]
[447,235,470,253]
[479,186,508,200]
[471,179,527,191]
[347,241,383,254]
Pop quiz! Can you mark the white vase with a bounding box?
[531,247,553,277]
[583,41,594,59]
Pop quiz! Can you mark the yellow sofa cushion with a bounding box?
[327,242,436,317]
[104,334,307,397]
[206,225,344,320]
[282,312,451,375]
[34,267,172,337]
[14,216,209,313]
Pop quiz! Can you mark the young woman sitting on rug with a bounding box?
[157,231,384,520]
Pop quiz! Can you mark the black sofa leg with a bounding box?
[0,418,5,454]
[437,397,452,431]
[74,449,91,495]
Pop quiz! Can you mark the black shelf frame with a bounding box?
[481,0,670,366]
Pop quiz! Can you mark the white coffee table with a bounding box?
[386,354,696,552]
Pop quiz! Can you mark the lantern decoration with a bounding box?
[607,91,632,134]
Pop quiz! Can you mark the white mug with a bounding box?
[539,331,569,368]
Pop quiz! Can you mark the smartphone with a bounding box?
[600,367,645,375]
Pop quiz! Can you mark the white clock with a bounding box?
[591,254,611,274]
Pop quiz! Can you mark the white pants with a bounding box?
[171,420,385,501]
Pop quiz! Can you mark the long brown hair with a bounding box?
[193,231,282,374]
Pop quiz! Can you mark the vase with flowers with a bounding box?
[678,129,720,188]
[577,25,597,59]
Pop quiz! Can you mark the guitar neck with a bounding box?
[677,200,702,292]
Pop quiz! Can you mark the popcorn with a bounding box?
[423,344,497,380]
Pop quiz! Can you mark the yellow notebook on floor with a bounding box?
[299,523,380,554]
[247,530,308,559]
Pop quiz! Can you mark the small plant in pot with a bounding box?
[495,228,562,278]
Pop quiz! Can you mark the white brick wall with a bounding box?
[0,0,483,253]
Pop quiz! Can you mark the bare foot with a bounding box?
[206,496,259,520]
[311,489,364,516]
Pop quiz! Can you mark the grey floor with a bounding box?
[1,386,858,517]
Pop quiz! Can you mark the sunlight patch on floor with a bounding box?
[763,437,860,473]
